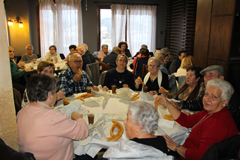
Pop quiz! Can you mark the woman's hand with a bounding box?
[148,91,157,95]
[93,86,99,91]
[156,95,171,107]
[135,77,142,88]
[103,86,109,91]
[56,91,65,101]
[162,134,178,151]
[55,58,58,63]
[158,87,166,94]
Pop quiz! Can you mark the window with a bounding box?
[100,9,112,51]
[98,4,156,56]
[39,0,82,58]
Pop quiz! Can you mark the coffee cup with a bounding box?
[88,114,94,125]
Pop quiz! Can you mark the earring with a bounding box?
[223,104,226,106]
[136,130,139,133]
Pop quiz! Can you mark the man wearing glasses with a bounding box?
[57,53,99,97]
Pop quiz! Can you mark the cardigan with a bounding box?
[176,107,238,160]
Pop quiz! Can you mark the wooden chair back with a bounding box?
[142,64,148,75]
[99,61,110,73]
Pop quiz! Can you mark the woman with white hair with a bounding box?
[21,44,38,63]
[135,57,169,95]
[157,79,238,160]
[103,101,172,159]
[97,44,110,61]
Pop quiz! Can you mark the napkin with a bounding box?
[116,88,134,100]
[53,99,88,118]
[158,119,175,128]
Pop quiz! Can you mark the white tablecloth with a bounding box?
[55,89,189,158]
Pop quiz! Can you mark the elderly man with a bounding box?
[98,44,110,61]
[80,43,95,63]
[76,45,91,70]
[178,65,240,130]
[102,47,121,69]
[168,51,187,74]
[154,49,169,75]
[57,53,98,97]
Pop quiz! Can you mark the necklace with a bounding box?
[117,72,125,84]
[192,113,213,130]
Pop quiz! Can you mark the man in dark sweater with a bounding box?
[168,51,187,74]
[76,45,91,71]
[80,43,95,63]
[102,47,121,69]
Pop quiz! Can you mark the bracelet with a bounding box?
[175,144,181,152]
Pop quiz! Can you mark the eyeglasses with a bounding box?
[148,65,158,68]
[118,59,127,63]
[69,60,83,64]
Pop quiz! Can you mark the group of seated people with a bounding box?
[7,43,240,160]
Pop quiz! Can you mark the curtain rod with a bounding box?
[93,1,159,6]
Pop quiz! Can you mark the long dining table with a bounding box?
[54,88,189,158]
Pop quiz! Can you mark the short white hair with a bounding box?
[154,50,166,59]
[25,44,34,50]
[206,78,234,102]
[128,101,159,135]
[148,57,161,67]
[77,45,86,54]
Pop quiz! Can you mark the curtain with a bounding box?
[111,4,127,48]
[111,4,156,56]
[127,5,156,56]
[39,0,82,58]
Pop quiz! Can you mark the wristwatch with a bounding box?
[175,144,181,152]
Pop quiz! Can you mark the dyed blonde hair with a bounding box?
[180,56,193,69]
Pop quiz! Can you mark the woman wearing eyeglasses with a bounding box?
[103,54,135,91]
[135,57,169,95]
[20,44,38,63]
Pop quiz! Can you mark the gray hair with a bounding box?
[102,44,108,48]
[155,50,167,59]
[116,54,128,64]
[148,57,161,67]
[25,44,34,50]
[69,53,81,62]
[27,74,56,102]
[77,45,86,54]
[129,101,159,135]
[206,78,234,102]
[161,47,170,55]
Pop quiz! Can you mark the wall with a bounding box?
[5,0,31,56]
[0,1,19,151]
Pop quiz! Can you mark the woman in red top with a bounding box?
[157,78,238,160]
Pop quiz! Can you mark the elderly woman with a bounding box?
[159,65,203,101]
[76,45,91,70]
[22,61,65,108]
[98,44,110,61]
[174,56,193,77]
[118,41,131,57]
[103,101,172,159]
[43,45,62,63]
[103,54,135,90]
[135,57,169,95]
[20,44,38,63]
[17,74,89,160]
[130,48,149,79]
[157,78,238,160]
[65,44,76,61]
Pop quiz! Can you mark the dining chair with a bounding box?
[142,64,148,75]
[85,62,100,86]
[99,61,110,73]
